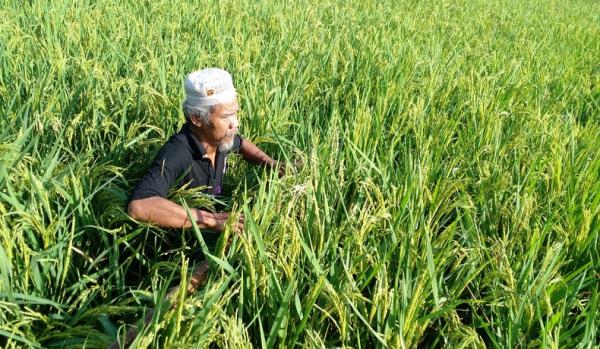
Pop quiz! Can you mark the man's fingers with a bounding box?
[215,213,229,220]
[197,211,245,233]
[232,221,244,235]
[204,212,245,234]
[229,213,244,224]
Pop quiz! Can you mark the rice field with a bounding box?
[0,0,599,347]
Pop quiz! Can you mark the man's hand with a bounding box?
[276,159,303,177]
[238,138,304,178]
[128,197,246,233]
[197,210,245,234]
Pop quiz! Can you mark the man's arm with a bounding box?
[127,196,244,233]
[238,139,278,169]
[239,139,302,176]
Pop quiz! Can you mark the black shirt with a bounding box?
[129,123,243,202]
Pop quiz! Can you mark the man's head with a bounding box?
[182,68,240,151]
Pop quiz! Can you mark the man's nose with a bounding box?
[229,116,239,130]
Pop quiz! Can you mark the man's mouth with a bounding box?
[218,138,235,152]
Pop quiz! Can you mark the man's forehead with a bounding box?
[214,99,239,113]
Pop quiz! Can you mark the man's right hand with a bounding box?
[197,210,245,234]
[128,197,246,232]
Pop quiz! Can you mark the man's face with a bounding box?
[208,98,240,151]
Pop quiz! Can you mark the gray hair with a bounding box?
[182,101,213,124]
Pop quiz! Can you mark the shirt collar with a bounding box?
[181,122,207,159]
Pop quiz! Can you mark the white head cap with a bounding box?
[183,68,236,107]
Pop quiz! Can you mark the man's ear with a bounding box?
[189,114,206,128]
[189,115,200,127]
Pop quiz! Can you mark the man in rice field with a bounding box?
[127,68,280,234]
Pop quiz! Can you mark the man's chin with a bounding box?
[218,140,234,152]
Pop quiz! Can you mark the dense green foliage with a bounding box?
[1,0,599,347]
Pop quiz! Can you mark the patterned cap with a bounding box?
[184,68,237,107]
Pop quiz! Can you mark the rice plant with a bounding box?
[0,0,598,347]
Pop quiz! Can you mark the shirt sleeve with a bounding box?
[128,141,187,202]
[230,134,243,154]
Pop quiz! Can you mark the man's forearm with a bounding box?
[239,139,277,169]
[127,196,214,229]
